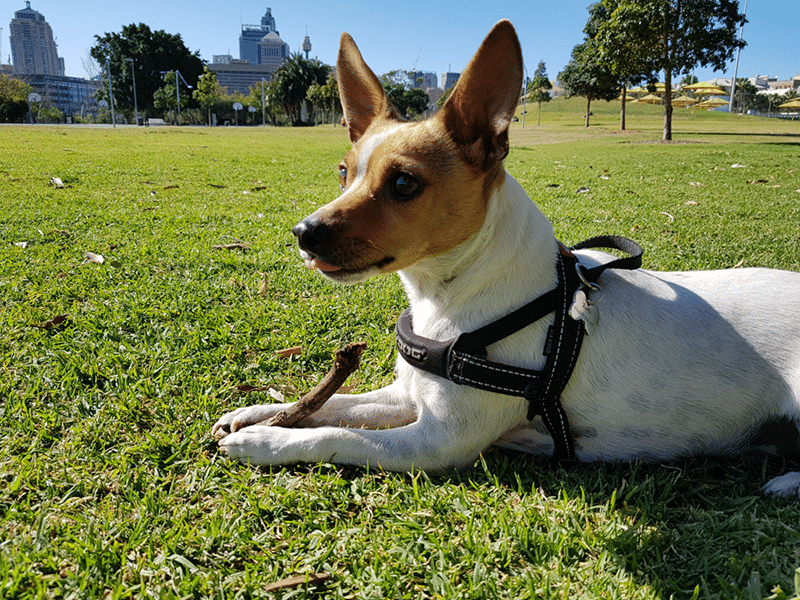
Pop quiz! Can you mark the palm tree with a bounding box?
[271,54,330,125]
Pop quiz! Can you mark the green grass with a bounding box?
[1,106,800,599]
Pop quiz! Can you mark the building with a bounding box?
[208,61,274,96]
[441,72,460,91]
[258,31,290,72]
[408,71,437,90]
[17,73,101,116]
[239,7,281,65]
[10,1,64,77]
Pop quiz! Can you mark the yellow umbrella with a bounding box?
[684,81,727,96]
[672,95,697,107]
[694,97,728,109]
[778,98,800,109]
[617,94,637,101]
[637,94,662,104]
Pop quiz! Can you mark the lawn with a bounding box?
[1,104,799,599]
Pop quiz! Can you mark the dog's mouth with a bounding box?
[301,252,395,283]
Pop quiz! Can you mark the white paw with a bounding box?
[217,425,302,466]
[762,472,800,498]
[211,404,289,439]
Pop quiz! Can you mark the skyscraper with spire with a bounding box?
[9,1,64,76]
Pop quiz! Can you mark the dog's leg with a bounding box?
[211,381,415,437]
[763,472,800,498]
[215,379,526,472]
[215,407,506,472]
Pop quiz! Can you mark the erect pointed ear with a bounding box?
[337,33,402,143]
[439,20,523,168]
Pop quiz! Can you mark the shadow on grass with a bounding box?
[470,449,800,599]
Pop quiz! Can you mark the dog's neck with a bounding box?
[398,170,558,338]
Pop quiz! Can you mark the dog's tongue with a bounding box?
[305,257,342,273]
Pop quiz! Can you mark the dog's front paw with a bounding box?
[763,472,800,498]
[211,404,288,439]
[217,425,300,466]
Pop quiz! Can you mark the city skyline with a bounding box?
[5,1,799,87]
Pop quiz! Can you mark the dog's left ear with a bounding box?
[337,33,402,143]
[439,20,523,169]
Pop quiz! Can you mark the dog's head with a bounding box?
[292,20,523,284]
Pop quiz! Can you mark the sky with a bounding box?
[5,0,800,86]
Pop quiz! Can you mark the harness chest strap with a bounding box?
[394,236,643,462]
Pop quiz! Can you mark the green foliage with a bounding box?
[270,54,331,125]
[306,74,341,125]
[90,23,204,116]
[596,0,747,139]
[0,75,31,123]
[192,67,227,125]
[383,84,429,119]
[527,61,553,126]
[559,40,620,128]
[1,118,799,598]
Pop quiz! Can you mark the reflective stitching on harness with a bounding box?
[450,352,532,394]
[541,256,568,400]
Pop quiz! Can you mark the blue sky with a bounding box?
[8,0,800,85]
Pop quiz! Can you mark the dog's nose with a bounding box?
[292,219,332,253]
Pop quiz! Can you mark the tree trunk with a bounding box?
[663,68,673,141]
[620,85,627,131]
[585,96,592,128]
[537,101,542,126]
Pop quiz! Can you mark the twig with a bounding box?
[264,572,332,592]
[259,342,366,427]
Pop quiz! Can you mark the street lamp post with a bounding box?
[106,58,116,127]
[175,70,192,126]
[125,57,139,125]
[261,79,266,125]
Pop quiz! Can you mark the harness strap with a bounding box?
[395,236,643,462]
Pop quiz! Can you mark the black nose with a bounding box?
[292,219,332,253]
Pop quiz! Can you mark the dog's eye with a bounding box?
[391,173,420,201]
[338,167,348,190]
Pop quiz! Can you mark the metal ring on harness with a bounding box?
[575,262,603,306]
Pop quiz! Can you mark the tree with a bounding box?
[382,83,429,119]
[91,23,204,117]
[527,61,552,126]
[193,67,227,125]
[559,38,620,128]
[596,0,746,140]
[589,1,657,130]
[153,71,189,123]
[270,54,330,125]
[306,74,341,125]
[0,75,32,123]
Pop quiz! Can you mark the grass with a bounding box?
[1,103,800,599]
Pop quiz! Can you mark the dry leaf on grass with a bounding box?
[264,573,332,593]
[275,346,302,359]
[212,242,250,251]
[32,314,68,331]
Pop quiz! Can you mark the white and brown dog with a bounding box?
[213,21,800,497]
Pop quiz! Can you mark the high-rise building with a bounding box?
[240,7,284,66]
[441,72,461,91]
[10,1,64,77]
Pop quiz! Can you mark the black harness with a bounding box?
[395,236,643,461]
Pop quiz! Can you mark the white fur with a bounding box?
[213,167,800,496]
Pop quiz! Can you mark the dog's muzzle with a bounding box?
[292,219,332,255]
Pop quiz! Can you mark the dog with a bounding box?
[212,20,800,497]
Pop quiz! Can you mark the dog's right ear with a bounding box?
[337,33,402,143]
